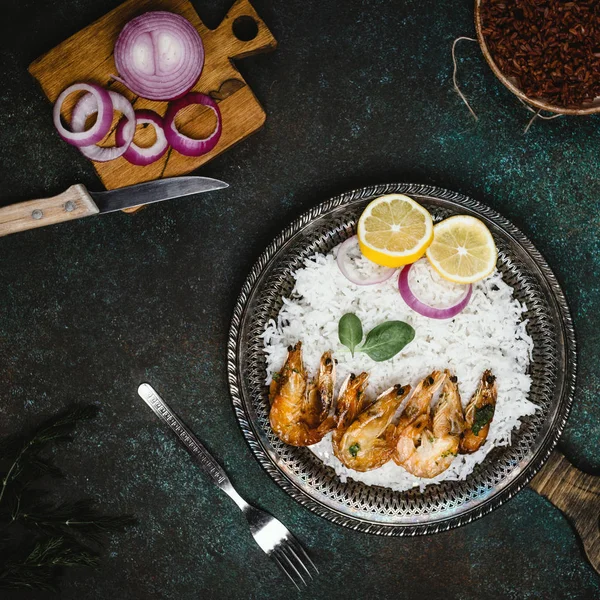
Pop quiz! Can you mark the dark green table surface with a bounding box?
[1,0,599,598]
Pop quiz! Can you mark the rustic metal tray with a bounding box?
[227,183,576,535]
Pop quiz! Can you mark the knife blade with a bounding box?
[0,176,228,238]
[91,176,228,213]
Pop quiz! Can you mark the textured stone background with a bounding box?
[1,0,599,598]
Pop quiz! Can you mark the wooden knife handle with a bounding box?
[530,450,600,574]
[0,185,99,237]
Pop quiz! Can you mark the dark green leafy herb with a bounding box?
[472,404,495,436]
[0,404,136,592]
[348,443,360,457]
[338,313,363,356]
[337,315,415,362]
[14,499,136,545]
[0,537,99,592]
[0,405,98,506]
[272,372,281,382]
[359,321,415,362]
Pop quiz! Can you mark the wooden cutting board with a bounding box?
[29,0,277,203]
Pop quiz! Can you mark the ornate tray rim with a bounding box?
[227,183,577,536]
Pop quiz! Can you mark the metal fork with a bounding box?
[137,383,318,588]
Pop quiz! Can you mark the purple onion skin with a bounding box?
[115,109,169,166]
[398,262,472,320]
[163,93,222,157]
[336,235,397,286]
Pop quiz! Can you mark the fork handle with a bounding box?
[138,383,239,497]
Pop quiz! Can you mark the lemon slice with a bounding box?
[357,194,434,268]
[426,215,497,284]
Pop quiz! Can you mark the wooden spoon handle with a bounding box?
[530,450,600,574]
[0,185,98,237]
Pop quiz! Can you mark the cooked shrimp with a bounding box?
[393,371,462,478]
[269,343,336,446]
[334,384,411,471]
[269,376,280,405]
[395,370,445,432]
[309,351,336,424]
[433,371,465,437]
[395,417,459,478]
[460,370,497,454]
[331,372,369,455]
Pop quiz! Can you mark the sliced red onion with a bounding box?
[336,235,397,285]
[163,93,222,156]
[113,11,204,101]
[115,109,168,166]
[398,262,472,319]
[71,91,136,162]
[53,83,113,147]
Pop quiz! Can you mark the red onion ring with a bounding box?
[113,11,204,101]
[336,235,397,285]
[115,109,169,166]
[163,93,222,157]
[53,83,113,147]
[71,91,136,162]
[398,262,472,319]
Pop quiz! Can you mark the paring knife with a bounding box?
[0,176,228,238]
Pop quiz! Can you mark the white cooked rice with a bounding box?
[261,247,537,492]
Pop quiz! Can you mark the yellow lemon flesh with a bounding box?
[426,215,498,284]
[357,194,434,268]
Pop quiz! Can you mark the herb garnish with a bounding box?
[440,450,457,459]
[338,313,363,357]
[349,443,360,457]
[0,405,136,592]
[338,313,415,362]
[472,404,495,436]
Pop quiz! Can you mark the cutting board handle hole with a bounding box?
[232,16,258,42]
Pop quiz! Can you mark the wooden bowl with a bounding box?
[474,0,600,116]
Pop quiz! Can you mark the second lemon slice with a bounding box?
[425,215,497,284]
[357,194,434,268]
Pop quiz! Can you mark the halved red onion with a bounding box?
[163,93,222,156]
[336,235,397,285]
[115,109,168,166]
[113,11,204,101]
[71,91,136,162]
[53,83,113,147]
[398,262,472,319]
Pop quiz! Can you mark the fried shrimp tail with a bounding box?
[459,370,497,454]
[334,384,411,471]
[269,343,336,446]
[312,351,336,422]
[331,372,370,455]
[433,370,465,438]
[395,370,445,433]
[393,371,464,479]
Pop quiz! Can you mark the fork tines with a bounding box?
[272,535,318,589]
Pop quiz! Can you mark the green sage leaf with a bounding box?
[338,313,363,356]
[360,321,415,362]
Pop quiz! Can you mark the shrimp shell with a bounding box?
[459,370,497,454]
[334,384,411,472]
[269,343,336,446]
[393,371,464,479]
